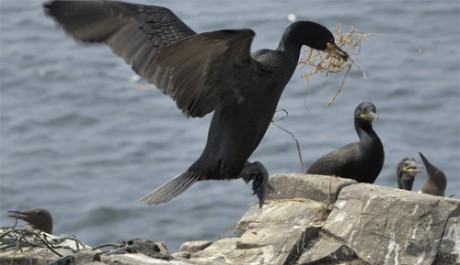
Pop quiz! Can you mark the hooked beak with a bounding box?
[401,163,422,174]
[359,111,378,121]
[326,42,349,61]
[8,210,29,222]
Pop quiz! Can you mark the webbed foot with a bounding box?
[240,161,269,208]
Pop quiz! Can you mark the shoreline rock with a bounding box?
[1,173,459,265]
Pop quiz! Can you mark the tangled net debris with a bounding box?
[299,23,369,106]
[0,225,170,263]
[0,226,87,264]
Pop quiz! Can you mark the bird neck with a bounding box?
[270,42,302,85]
[355,121,379,146]
[426,170,447,189]
[399,173,415,190]
[277,37,302,62]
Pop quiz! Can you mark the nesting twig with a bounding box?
[0,227,63,257]
[299,23,369,106]
[272,109,305,170]
[0,226,87,260]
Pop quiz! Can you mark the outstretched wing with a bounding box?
[44,1,257,117]
[151,29,255,117]
[44,1,195,70]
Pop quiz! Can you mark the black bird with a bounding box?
[43,0,348,207]
[306,102,384,183]
[8,208,53,234]
[396,157,421,191]
[418,152,447,196]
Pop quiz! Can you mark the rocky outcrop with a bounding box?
[1,173,459,265]
[322,183,460,265]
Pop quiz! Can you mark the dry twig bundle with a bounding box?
[299,24,369,106]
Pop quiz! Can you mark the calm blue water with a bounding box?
[1,0,459,252]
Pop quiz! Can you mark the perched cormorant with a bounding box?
[396,157,421,191]
[8,208,53,234]
[43,0,348,207]
[306,102,384,183]
[419,152,447,196]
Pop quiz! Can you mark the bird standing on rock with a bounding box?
[418,152,447,196]
[396,157,421,191]
[8,208,53,234]
[43,0,348,208]
[307,102,384,183]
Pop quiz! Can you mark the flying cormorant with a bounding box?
[44,0,348,207]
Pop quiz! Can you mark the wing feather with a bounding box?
[45,1,257,117]
[44,0,196,74]
[152,29,256,117]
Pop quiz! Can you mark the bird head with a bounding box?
[283,21,349,61]
[355,101,378,123]
[8,208,53,234]
[397,157,421,190]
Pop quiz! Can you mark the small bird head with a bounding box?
[355,101,378,123]
[8,208,53,234]
[397,157,421,190]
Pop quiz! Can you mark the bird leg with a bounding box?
[239,161,269,208]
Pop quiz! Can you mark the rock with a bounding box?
[2,174,459,265]
[172,240,212,261]
[297,238,357,265]
[119,238,172,260]
[0,248,46,265]
[435,216,460,264]
[322,183,460,265]
[100,253,191,265]
[73,250,102,265]
[235,198,324,235]
[179,240,212,253]
[266,173,356,204]
[187,199,324,265]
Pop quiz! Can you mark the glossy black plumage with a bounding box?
[307,102,384,183]
[8,208,53,234]
[44,0,348,207]
[419,152,447,196]
[396,157,421,191]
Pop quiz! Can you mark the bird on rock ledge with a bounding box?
[418,152,447,196]
[396,157,421,191]
[43,0,348,208]
[307,102,384,184]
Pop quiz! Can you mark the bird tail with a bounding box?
[140,172,201,205]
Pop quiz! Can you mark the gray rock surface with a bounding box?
[322,183,460,265]
[1,173,459,265]
[179,240,212,253]
[266,173,357,204]
[74,250,102,265]
[435,216,460,264]
[100,253,190,265]
[297,239,357,264]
